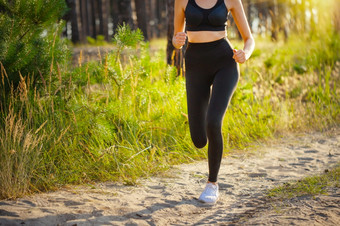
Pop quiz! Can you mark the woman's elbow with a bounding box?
[245,35,255,44]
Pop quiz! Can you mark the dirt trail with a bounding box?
[0,129,339,225]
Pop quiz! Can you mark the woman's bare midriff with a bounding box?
[187,30,227,43]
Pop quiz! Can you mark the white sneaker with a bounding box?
[198,183,219,204]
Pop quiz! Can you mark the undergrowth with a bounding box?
[0,26,339,199]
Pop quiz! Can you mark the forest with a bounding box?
[0,0,339,201]
[62,0,340,68]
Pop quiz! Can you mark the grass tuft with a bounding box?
[0,107,44,199]
[267,164,340,200]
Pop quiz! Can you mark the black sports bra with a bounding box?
[185,0,229,31]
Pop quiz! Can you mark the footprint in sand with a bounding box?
[304,149,319,153]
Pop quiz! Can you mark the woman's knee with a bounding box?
[191,133,207,148]
[206,119,221,137]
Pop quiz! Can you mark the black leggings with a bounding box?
[185,38,239,182]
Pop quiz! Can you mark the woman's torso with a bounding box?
[184,0,229,43]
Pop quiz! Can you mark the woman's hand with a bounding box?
[233,49,247,64]
[228,0,255,63]
[173,32,187,49]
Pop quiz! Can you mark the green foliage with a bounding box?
[112,23,144,63]
[251,49,261,58]
[113,23,144,48]
[0,0,69,93]
[86,35,107,46]
[293,64,307,74]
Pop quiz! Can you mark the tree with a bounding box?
[149,0,156,39]
[134,0,149,40]
[0,0,69,93]
[98,0,110,40]
[66,0,81,43]
[335,0,340,33]
[156,0,167,37]
[279,1,289,41]
[269,0,279,41]
[80,0,89,41]
[120,0,134,27]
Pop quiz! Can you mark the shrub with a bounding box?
[0,0,69,93]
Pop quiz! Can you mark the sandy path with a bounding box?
[0,129,339,225]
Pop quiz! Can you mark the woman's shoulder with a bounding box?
[225,0,242,11]
[175,0,189,8]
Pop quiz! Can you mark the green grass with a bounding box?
[0,26,339,199]
[267,164,340,199]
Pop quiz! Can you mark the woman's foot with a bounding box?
[198,182,219,204]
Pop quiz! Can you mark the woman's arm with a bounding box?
[227,0,255,63]
[173,0,187,49]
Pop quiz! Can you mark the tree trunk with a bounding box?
[246,0,252,32]
[110,0,120,34]
[149,0,157,39]
[86,0,94,38]
[98,0,110,40]
[301,0,306,32]
[134,0,149,40]
[335,0,340,33]
[67,0,79,42]
[155,0,162,37]
[157,0,167,37]
[309,0,316,34]
[80,0,88,42]
[269,0,279,41]
[279,1,289,42]
[117,0,134,28]
[256,1,269,36]
[75,0,85,42]
[63,0,72,38]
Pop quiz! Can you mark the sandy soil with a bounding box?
[0,129,339,226]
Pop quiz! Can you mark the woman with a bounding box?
[172,0,255,204]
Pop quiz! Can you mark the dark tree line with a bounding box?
[63,0,168,43]
[63,0,338,44]
[62,0,339,73]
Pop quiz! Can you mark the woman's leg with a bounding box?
[185,73,211,149]
[206,63,239,182]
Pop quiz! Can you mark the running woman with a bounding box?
[172,0,255,204]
